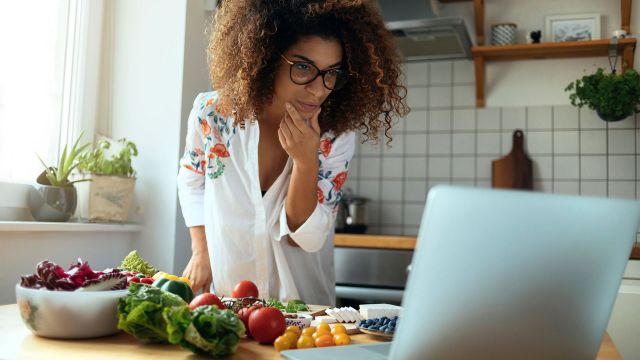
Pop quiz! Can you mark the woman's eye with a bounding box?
[294,63,312,72]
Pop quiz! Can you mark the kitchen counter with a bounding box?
[335,234,640,259]
[0,304,621,359]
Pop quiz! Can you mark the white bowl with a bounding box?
[15,284,128,339]
[283,313,312,329]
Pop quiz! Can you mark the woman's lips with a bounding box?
[296,101,320,112]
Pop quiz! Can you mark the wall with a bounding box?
[101,0,188,273]
[349,59,640,238]
[173,2,213,276]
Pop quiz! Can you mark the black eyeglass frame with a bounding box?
[280,54,348,91]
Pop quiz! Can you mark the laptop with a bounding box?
[281,186,640,360]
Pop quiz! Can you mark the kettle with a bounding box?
[336,188,368,234]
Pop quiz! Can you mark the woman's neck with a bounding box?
[259,101,285,129]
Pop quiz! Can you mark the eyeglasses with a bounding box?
[280,54,348,91]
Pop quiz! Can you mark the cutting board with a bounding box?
[491,130,533,190]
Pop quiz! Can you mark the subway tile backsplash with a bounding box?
[345,59,639,237]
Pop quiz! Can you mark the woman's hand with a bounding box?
[182,226,213,294]
[278,102,321,166]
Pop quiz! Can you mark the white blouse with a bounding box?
[177,92,356,305]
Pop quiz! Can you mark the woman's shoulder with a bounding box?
[193,91,221,114]
[319,130,356,158]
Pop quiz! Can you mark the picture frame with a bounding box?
[545,14,601,42]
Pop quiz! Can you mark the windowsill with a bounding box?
[0,221,142,233]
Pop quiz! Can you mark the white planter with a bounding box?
[75,175,135,223]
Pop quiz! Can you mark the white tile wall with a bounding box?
[430,86,452,108]
[429,109,452,131]
[344,60,639,236]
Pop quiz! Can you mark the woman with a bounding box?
[177,0,408,305]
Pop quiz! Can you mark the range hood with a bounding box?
[376,0,473,61]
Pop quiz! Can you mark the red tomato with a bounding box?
[237,304,263,337]
[189,293,225,310]
[140,278,154,285]
[232,280,259,298]
[248,307,286,344]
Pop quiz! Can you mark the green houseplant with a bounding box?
[29,132,91,222]
[76,137,139,223]
[565,68,640,122]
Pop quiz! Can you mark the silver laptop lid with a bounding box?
[391,186,640,360]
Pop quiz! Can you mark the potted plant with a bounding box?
[565,68,640,122]
[29,132,91,222]
[76,137,138,223]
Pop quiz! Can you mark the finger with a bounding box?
[277,128,287,148]
[279,118,294,140]
[310,108,321,134]
[285,102,306,133]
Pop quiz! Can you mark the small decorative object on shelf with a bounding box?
[528,30,542,44]
[611,29,627,39]
[565,68,640,122]
[491,23,517,46]
[545,13,601,42]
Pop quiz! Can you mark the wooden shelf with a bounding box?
[468,0,635,107]
[472,38,637,62]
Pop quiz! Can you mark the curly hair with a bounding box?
[208,0,409,143]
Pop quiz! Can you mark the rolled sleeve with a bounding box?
[278,202,333,253]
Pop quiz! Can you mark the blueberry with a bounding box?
[381,316,388,321]
[361,324,369,329]
[366,319,373,325]
[370,325,380,330]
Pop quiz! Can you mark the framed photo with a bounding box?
[545,14,601,42]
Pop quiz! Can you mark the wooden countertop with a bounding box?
[335,234,640,259]
[0,304,621,359]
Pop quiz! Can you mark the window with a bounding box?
[0,0,99,183]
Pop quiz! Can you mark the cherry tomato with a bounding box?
[189,293,225,310]
[286,325,301,336]
[283,331,298,349]
[140,277,154,285]
[301,327,315,336]
[331,323,347,335]
[316,321,330,334]
[232,280,259,298]
[334,333,351,346]
[238,304,263,337]
[248,307,286,344]
[128,277,140,283]
[315,334,334,347]
[273,335,291,352]
[297,335,315,349]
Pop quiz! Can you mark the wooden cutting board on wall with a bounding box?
[492,130,533,190]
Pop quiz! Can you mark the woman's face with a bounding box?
[271,36,343,118]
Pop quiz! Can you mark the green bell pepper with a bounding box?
[152,277,194,303]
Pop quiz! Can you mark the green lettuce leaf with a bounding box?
[117,282,187,343]
[176,305,245,357]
